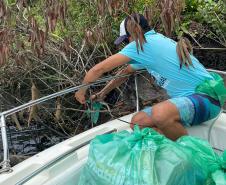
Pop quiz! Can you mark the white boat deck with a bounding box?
[0,113,226,185]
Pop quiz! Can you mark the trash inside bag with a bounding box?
[78,126,226,185]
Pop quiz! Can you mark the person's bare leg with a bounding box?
[151,100,188,140]
[131,100,188,140]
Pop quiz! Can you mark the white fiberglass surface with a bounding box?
[51,114,225,185]
[25,114,226,185]
[0,113,225,185]
[24,146,89,185]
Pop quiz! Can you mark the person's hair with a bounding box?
[176,37,194,68]
[126,14,150,53]
[125,14,193,68]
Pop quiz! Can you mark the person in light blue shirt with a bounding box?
[119,30,213,98]
[75,13,221,140]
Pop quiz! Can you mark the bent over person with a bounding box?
[75,13,225,141]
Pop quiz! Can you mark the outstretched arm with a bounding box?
[91,65,136,101]
[75,54,131,104]
[82,54,130,84]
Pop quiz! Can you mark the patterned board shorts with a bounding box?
[142,93,221,126]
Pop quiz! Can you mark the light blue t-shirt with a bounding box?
[119,30,213,98]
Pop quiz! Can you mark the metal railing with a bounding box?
[0,70,142,173]
[207,69,226,75]
[0,68,225,173]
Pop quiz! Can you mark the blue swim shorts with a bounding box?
[142,94,221,126]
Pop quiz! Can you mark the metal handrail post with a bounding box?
[0,68,224,174]
[134,74,139,112]
[207,69,226,75]
[0,71,144,174]
[0,115,11,173]
[0,70,146,118]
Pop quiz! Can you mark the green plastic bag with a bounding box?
[78,126,226,185]
[196,72,226,107]
[85,101,103,125]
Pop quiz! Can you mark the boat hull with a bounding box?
[0,113,226,185]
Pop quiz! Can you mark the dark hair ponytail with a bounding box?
[176,37,194,68]
[126,14,147,53]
